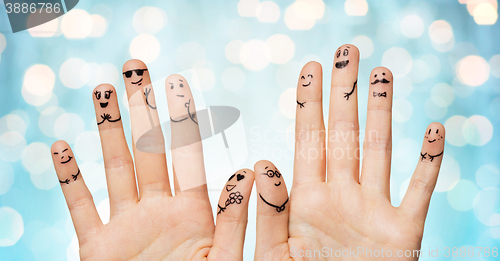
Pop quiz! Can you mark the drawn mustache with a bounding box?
[371,78,390,84]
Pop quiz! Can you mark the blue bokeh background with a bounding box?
[0,0,499,260]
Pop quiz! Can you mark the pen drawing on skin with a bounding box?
[54,148,80,184]
[335,45,350,69]
[344,80,357,101]
[123,68,147,87]
[144,88,157,110]
[420,127,444,162]
[259,166,288,213]
[218,171,246,215]
[371,71,390,98]
[169,79,198,125]
[297,73,313,108]
[95,89,121,125]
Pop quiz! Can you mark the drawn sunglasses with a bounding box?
[123,69,148,78]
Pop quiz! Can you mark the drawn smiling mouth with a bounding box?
[132,78,143,85]
[100,102,108,108]
[61,156,73,164]
[302,82,311,87]
[428,139,436,143]
[335,60,349,69]
[275,182,281,186]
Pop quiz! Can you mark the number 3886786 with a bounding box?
[5,3,61,14]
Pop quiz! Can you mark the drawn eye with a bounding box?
[343,49,349,56]
[436,129,439,134]
[94,91,101,100]
[382,72,386,75]
[104,90,113,99]
[275,171,281,178]
[428,129,432,134]
[266,170,274,178]
[169,83,174,89]
[308,74,313,78]
[180,83,184,88]
[301,75,305,80]
[374,74,377,77]
[336,49,341,58]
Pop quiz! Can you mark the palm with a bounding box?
[79,196,214,260]
[287,182,422,260]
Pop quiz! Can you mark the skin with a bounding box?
[254,45,446,260]
[51,59,255,261]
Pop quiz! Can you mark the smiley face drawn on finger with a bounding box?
[53,148,73,164]
[371,72,391,85]
[218,171,247,215]
[424,127,444,144]
[300,74,313,87]
[168,78,198,125]
[94,89,121,126]
[225,171,246,192]
[123,68,148,86]
[335,45,350,69]
[168,78,187,98]
[94,90,113,108]
[262,166,282,186]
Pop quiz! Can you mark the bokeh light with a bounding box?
[133,7,167,34]
[435,154,461,192]
[462,115,494,146]
[351,35,374,59]
[0,161,14,195]
[381,47,413,77]
[345,0,369,16]
[456,55,490,86]
[59,58,91,89]
[447,179,479,211]
[279,88,296,119]
[0,207,24,247]
[130,34,161,64]
[256,1,281,23]
[240,39,270,71]
[222,67,246,91]
[400,15,425,38]
[61,9,93,39]
[266,34,295,64]
[476,164,500,189]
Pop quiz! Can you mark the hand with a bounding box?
[51,59,254,261]
[253,45,446,260]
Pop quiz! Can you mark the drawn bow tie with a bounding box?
[373,92,387,97]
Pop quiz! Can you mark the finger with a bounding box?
[93,84,137,217]
[400,122,445,223]
[327,44,360,183]
[165,74,207,198]
[123,59,171,198]
[294,61,326,186]
[360,67,394,199]
[254,160,289,259]
[212,169,254,260]
[51,141,102,244]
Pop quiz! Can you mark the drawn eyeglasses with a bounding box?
[123,69,148,78]
[263,169,281,178]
